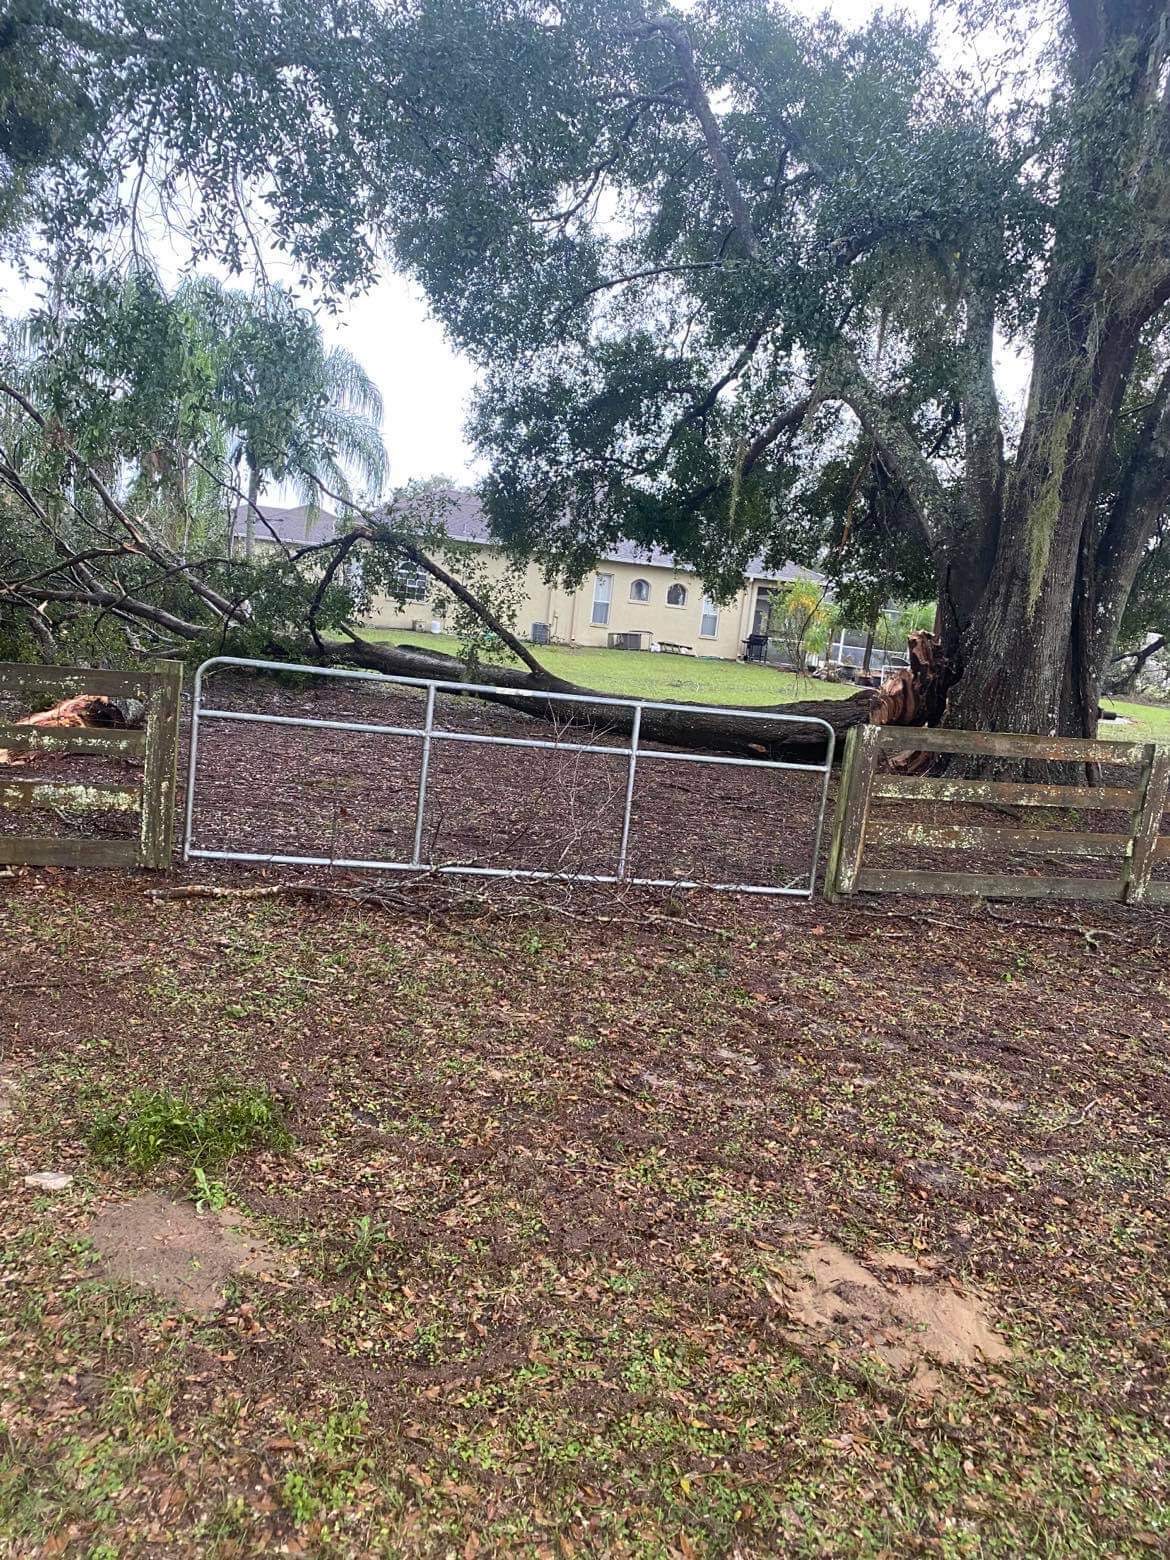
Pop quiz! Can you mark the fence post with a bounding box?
[139,667,183,869]
[824,723,881,900]
[1122,742,1170,904]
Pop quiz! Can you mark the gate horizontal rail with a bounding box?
[826,723,1170,905]
[184,656,836,897]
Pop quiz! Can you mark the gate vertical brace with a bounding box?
[411,684,437,867]
[616,703,643,880]
[1122,741,1170,903]
[808,725,837,897]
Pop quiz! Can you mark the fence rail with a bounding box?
[825,723,1170,905]
[0,662,182,869]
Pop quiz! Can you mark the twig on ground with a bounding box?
[983,904,1125,939]
[149,882,421,913]
[1051,1098,1102,1130]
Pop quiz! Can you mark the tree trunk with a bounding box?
[861,615,876,676]
[245,468,259,561]
[944,267,1156,738]
[331,634,877,763]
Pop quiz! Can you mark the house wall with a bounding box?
[366,548,767,660]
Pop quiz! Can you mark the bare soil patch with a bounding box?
[770,1239,1012,1397]
[85,1193,289,1316]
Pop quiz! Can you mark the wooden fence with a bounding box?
[0,663,182,870]
[825,723,1170,905]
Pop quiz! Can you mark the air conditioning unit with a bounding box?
[609,631,644,651]
[530,621,551,645]
[410,619,428,632]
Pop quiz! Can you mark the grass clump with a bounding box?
[87,1084,291,1173]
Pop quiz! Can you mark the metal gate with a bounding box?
[183,656,835,896]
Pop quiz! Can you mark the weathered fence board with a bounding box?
[870,774,1139,810]
[0,778,141,813]
[823,723,882,897]
[0,723,147,759]
[0,837,139,868]
[875,726,1148,765]
[0,665,153,700]
[1121,745,1170,905]
[138,668,183,869]
[827,722,1169,906]
[866,821,1129,859]
[0,662,181,869]
[853,867,1121,901]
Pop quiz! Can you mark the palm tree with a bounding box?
[4,273,388,561]
[216,286,388,558]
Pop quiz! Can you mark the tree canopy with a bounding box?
[7,0,1170,735]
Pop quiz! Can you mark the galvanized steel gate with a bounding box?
[184,657,835,896]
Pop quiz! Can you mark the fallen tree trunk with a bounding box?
[0,379,947,764]
[324,627,950,764]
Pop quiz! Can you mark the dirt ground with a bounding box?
[1,673,1169,1554]
[2,861,1169,1556]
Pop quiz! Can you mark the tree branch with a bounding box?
[2,584,205,639]
[641,16,761,260]
[1095,360,1170,662]
[0,379,245,624]
[301,477,561,683]
[817,345,950,543]
[369,524,558,682]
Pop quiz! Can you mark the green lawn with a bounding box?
[362,629,858,706]
[1100,696,1170,742]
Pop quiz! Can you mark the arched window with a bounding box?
[629,578,650,603]
[666,582,688,607]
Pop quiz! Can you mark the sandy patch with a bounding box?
[768,1238,1011,1396]
[86,1193,288,1317]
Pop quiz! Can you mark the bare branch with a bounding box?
[817,345,950,542]
[2,584,205,639]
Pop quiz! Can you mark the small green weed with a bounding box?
[87,1084,291,1173]
[334,1214,398,1277]
[278,1404,372,1527]
[191,1167,228,1212]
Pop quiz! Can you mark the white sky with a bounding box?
[318,274,481,486]
[3,0,1033,492]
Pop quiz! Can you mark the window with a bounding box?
[591,572,613,626]
[629,578,650,604]
[700,596,719,638]
[666,582,688,607]
[394,561,428,603]
[752,586,773,637]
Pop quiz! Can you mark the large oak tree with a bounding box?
[7,0,1170,740]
